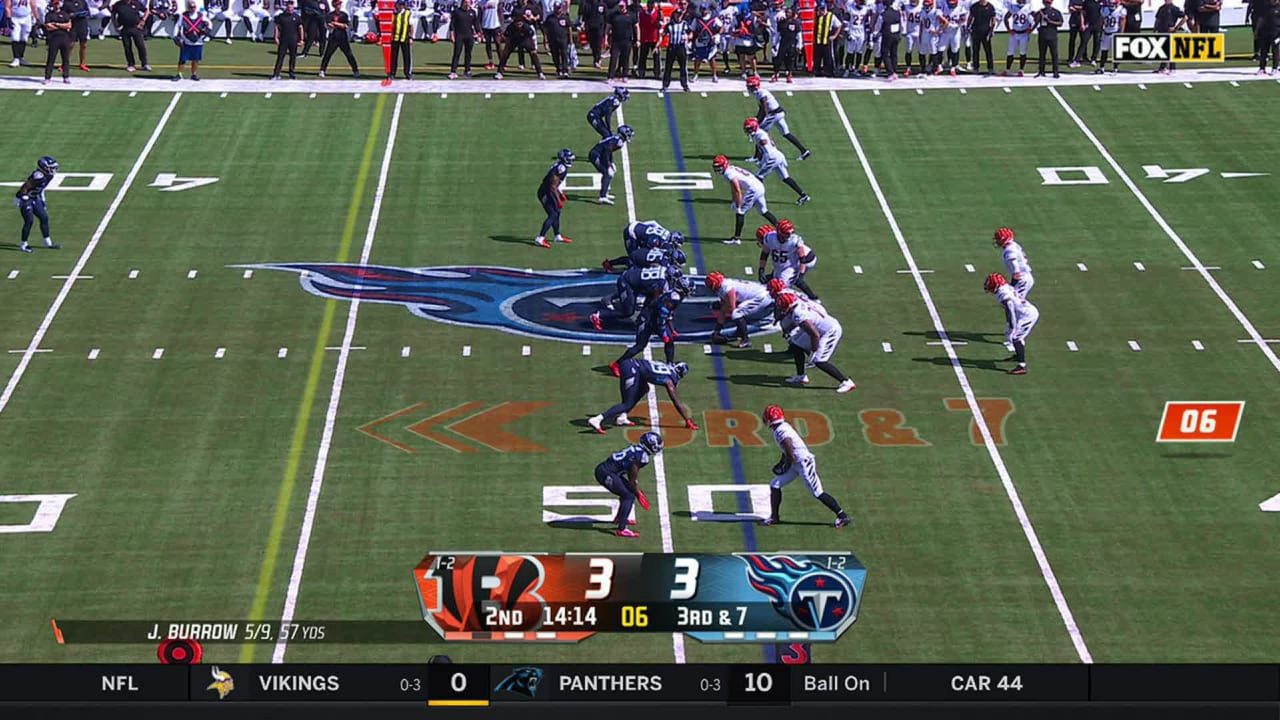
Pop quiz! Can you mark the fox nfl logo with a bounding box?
[1113,33,1225,63]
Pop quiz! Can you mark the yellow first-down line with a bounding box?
[239,92,390,664]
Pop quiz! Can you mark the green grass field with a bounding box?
[0,73,1278,669]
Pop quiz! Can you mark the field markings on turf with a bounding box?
[1066,341,1078,352]
[401,345,411,357]
[6,270,16,280]
[1192,340,1204,351]
[1252,260,1265,269]
[831,90,1094,664]
[1050,87,1280,377]
[1134,261,1145,271]
[87,348,99,360]
[268,93,405,665]
[617,103,685,665]
[0,92,182,420]
[215,347,226,358]
[1128,340,1142,352]
[231,93,391,664]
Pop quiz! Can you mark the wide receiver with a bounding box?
[985,272,1039,375]
[593,432,663,538]
[762,404,851,528]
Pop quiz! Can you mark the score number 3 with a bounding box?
[583,557,702,600]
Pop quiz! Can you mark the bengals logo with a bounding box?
[416,554,547,634]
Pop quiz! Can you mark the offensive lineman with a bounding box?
[756,219,819,300]
[706,271,772,349]
[587,87,629,139]
[776,291,856,392]
[588,124,634,206]
[762,404,852,528]
[593,432,663,538]
[14,156,62,254]
[1003,0,1036,76]
[743,118,811,205]
[587,358,699,433]
[747,74,811,160]
[713,154,780,245]
[986,272,1039,375]
[534,149,575,248]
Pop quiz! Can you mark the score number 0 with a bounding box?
[585,557,700,600]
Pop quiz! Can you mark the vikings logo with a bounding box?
[742,555,859,634]
[241,263,777,344]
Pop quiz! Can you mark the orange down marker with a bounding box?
[1156,401,1245,443]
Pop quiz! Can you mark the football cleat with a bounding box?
[590,312,603,331]
[616,528,640,538]
[1009,366,1027,375]
[616,415,637,427]
[734,338,752,349]
[836,379,857,393]
[761,516,779,526]
[598,196,615,205]
[587,415,606,433]
[613,513,637,526]
[799,150,811,161]
[534,236,550,248]
[834,514,852,529]
[555,235,573,243]
[796,194,811,206]
[784,374,810,385]
[723,237,742,245]
[609,361,621,377]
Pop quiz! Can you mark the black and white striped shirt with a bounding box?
[665,14,690,49]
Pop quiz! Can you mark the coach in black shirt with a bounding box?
[1196,0,1220,31]
[774,7,800,79]
[112,0,150,71]
[1257,0,1280,70]
[272,0,304,78]
[606,1,636,81]
[1074,0,1099,63]
[968,0,996,72]
[1036,0,1063,77]
[1154,0,1185,69]
[1067,0,1083,62]
[544,1,572,77]
[449,0,479,76]
[580,0,606,67]
[878,0,901,79]
[299,0,327,56]
[496,7,543,77]
[319,0,359,76]
[62,0,90,70]
[42,0,73,83]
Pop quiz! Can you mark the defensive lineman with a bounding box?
[776,291,856,392]
[713,154,780,245]
[743,118,811,205]
[747,75,811,159]
[986,272,1039,375]
[14,156,62,254]
[593,432,663,538]
[588,358,699,433]
[588,124,634,206]
[762,404,852,528]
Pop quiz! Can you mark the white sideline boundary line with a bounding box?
[617,105,685,666]
[0,92,183,419]
[830,90,1094,664]
[1049,87,1280,377]
[272,93,406,663]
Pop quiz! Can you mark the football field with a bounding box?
[1,72,1278,668]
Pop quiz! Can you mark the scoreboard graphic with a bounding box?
[412,552,868,644]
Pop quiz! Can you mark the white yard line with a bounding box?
[617,105,685,665]
[1049,87,1280,377]
[272,93,406,664]
[830,90,1094,664]
[0,92,182,419]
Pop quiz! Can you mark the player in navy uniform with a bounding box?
[601,221,685,273]
[612,274,693,369]
[593,432,663,537]
[534,148,574,249]
[590,261,668,340]
[588,124,633,206]
[587,87,629,139]
[14,156,62,254]
[588,358,698,434]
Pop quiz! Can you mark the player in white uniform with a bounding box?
[89,0,112,38]
[6,0,39,66]
[916,0,943,74]
[705,272,773,348]
[716,0,738,68]
[1096,0,1126,73]
[1003,0,1035,75]
[841,0,865,75]
[756,219,819,299]
[901,0,921,73]
[713,154,780,245]
[206,0,241,42]
[762,404,852,528]
[746,74,811,160]
[243,0,271,40]
[776,292,856,392]
[992,226,1033,298]
[940,0,966,73]
[986,273,1039,375]
[743,118,811,205]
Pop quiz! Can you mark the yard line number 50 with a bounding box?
[583,557,701,600]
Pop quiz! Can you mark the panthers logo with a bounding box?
[495,667,543,698]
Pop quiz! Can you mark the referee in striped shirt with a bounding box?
[387,0,413,80]
[661,5,691,91]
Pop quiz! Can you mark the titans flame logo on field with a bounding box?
[240,263,777,344]
[742,555,860,634]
